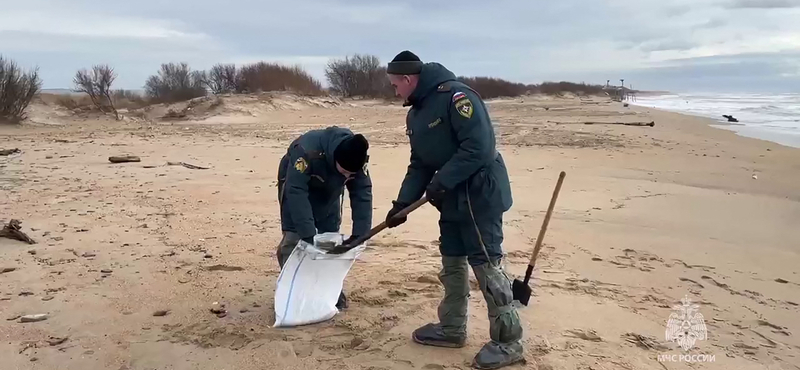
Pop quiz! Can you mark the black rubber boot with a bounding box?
[336,290,348,310]
[472,341,525,370]
[412,323,466,348]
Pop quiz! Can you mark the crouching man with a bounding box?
[276,126,372,310]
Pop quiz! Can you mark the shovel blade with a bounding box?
[326,245,353,255]
[512,278,532,306]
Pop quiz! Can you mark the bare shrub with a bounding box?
[144,62,207,104]
[73,64,120,119]
[457,76,529,99]
[456,76,606,98]
[55,95,80,110]
[325,54,392,98]
[204,63,239,94]
[537,81,606,96]
[236,62,322,96]
[0,55,42,123]
[112,89,148,109]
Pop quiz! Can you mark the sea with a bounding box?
[630,93,800,149]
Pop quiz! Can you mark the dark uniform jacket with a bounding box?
[395,62,513,220]
[277,126,372,240]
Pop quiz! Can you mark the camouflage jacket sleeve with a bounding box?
[431,89,495,191]
[345,163,373,237]
[284,145,316,240]
[396,148,435,205]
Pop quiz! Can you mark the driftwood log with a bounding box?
[109,155,141,163]
[0,219,36,244]
[167,161,209,170]
[550,121,655,127]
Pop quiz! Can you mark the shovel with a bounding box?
[512,171,566,306]
[327,197,428,255]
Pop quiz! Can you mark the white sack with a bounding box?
[273,232,366,328]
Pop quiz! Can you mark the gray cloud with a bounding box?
[694,18,728,29]
[639,39,700,52]
[0,0,797,93]
[727,0,800,8]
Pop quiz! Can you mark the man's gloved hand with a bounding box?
[425,181,446,209]
[301,236,314,245]
[342,235,360,246]
[385,201,409,228]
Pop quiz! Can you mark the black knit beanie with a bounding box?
[334,134,369,172]
[387,50,423,75]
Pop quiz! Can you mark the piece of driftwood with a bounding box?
[109,155,141,163]
[0,148,21,156]
[722,115,739,122]
[550,120,655,127]
[166,161,209,170]
[0,219,36,244]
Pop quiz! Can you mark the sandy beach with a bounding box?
[1,93,799,370]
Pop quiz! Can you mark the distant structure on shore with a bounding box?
[602,80,636,102]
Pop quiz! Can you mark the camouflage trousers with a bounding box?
[437,255,523,345]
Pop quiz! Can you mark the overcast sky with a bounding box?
[1,0,799,93]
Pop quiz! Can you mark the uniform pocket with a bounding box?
[466,159,512,215]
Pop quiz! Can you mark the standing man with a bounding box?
[276,126,372,310]
[384,51,524,369]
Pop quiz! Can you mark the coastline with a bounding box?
[629,93,800,149]
[1,95,799,370]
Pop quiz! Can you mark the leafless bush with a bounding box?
[144,62,207,104]
[537,81,606,96]
[55,95,80,110]
[73,64,120,119]
[456,76,607,98]
[204,63,239,94]
[54,95,95,111]
[235,62,323,96]
[325,54,393,98]
[457,76,530,99]
[112,89,148,109]
[0,55,42,123]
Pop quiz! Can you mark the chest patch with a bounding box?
[455,98,473,119]
[428,118,441,128]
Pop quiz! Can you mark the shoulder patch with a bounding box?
[294,157,308,173]
[455,98,473,119]
[452,91,467,102]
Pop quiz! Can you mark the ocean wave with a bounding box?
[630,92,800,148]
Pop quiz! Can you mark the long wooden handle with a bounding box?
[335,197,428,251]
[528,171,566,268]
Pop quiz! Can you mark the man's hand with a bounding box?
[343,235,360,246]
[425,182,445,209]
[301,236,314,245]
[385,201,409,228]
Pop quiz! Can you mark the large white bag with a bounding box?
[273,232,367,328]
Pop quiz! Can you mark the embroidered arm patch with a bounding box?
[455,98,473,119]
[294,157,308,173]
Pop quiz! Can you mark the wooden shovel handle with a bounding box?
[528,171,566,268]
[340,197,428,249]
